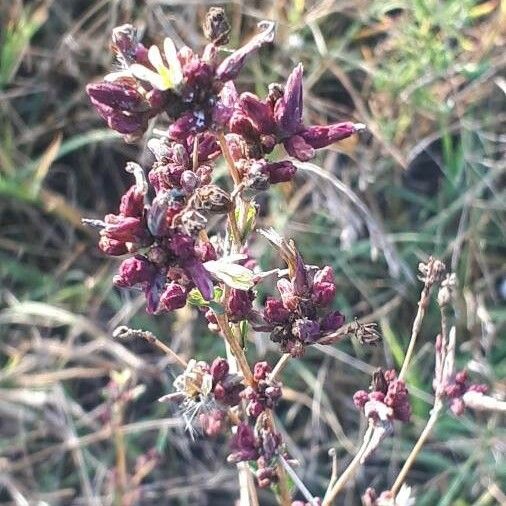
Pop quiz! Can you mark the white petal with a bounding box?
[148,44,164,71]
[164,37,183,85]
[130,63,168,90]
[104,70,132,81]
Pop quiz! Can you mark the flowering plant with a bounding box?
[84,8,504,505]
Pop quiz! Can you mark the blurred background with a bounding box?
[0,0,505,504]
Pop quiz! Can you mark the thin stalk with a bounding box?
[322,424,374,505]
[218,129,292,505]
[390,401,443,495]
[218,131,241,185]
[270,353,290,382]
[279,455,318,505]
[113,326,187,369]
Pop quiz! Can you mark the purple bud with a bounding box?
[276,278,298,311]
[99,236,129,256]
[169,112,202,141]
[104,215,146,243]
[180,170,199,194]
[253,361,271,381]
[320,310,345,332]
[113,256,156,287]
[216,21,275,82]
[264,386,282,402]
[292,318,321,343]
[227,289,253,321]
[86,82,147,112]
[312,266,336,306]
[247,400,265,417]
[199,409,226,437]
[210,357,229,382]
[119,185,145,217]
[159,282,187,311]
[261,160,297,184]
[169,232,195,258]
[238,93,276,134]
[184,258,214,301]
[274,63,304,136]
[353,390,370,409]
[212,81,238,127]
[145,270,168,314]
[264,298,290,324]
[283,134,315,161]
[299,121,358,149]
[195,133,221,162]
[228,422,258,463]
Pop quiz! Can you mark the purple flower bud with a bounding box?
[195,133,221,162]
[312,284,336,306]
[353,390,370,409]
[119,185,145,217]
[227,289,253,321]
[261,160,297,184]
[159,282,187,311]
[216,21,275,82]
[210,357,229,382]
[99,236,129,256]
[238,93,276,134]
[183,59,214,90]
[113,256,156,288]
[264,298,290,324]
[320,310,345,332]
[184,258,214,301]
[292,318,321,343]
[104,215,146,243]
[199,409,226,437]
[276,278,298,311]
[264,386,282,403]
[228,422,258,463]
[248,399,265,417]
[299,121,358,149]
[169,232,195,258]
[283,134,315,161]
[169,112,203,141]
[86,81,147,112]
[180,170,199,194]
[87,82,150,137]
[145,270,168,314]
[274,63,304,136]
[212,81,238,127]
[253,361,271,381]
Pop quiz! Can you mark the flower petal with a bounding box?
[130,63,168,90]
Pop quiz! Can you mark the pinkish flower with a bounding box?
[159,282,187,311]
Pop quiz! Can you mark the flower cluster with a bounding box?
[87,12,275,142]
[241,361,282,418]
[227,420,284,488]
[159,358,243,435]
[353,369,411,424]
[258,229,345,356]
[441,369,488,416]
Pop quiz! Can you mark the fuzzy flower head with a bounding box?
[159,357,244,434]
